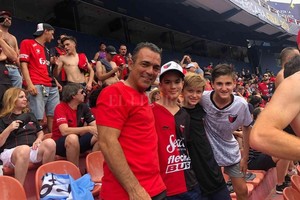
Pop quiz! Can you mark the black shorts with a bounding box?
[55,133,94,157]
[248,153,276,171]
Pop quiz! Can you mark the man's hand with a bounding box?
[128,186,151,200]
[27,84,38,96]
[86,82,92,91]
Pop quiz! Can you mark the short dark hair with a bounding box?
[61,83,83,102]
[131,42,162,63]
[253,107,262,121]
[248,95,262,108]
[280,47,299,67]
[284,55,300,78]
[61,35,77,45]
[211,63,235,83]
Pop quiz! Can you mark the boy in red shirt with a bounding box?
[152,61,201,199]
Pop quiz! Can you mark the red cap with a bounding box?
[114,55,125,66]
[0,11,12,17]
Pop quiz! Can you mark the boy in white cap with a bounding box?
[152,61,202,199]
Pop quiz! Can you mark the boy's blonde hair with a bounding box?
[183,74,206,91]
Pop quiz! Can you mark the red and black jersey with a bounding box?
[52,102,95,141]
[20,39,56,87]
[0,112,42,153]
[152,103,198,196]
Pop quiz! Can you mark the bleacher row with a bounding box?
[222,168,278,200]
[0,136,281,200]
[0,133,104,200]
[284,173,300,199]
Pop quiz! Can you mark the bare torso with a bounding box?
[60,53,86,83]
[0,31,18,62]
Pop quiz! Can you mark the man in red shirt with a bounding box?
[113,44,129,80]
[52,83,98,166]
[96,42,166,200]
[19,23,60,132]
[258,73,275,101]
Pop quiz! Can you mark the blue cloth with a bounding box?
[40,173,94,200]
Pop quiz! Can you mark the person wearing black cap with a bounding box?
[19,23,59,133]
[0,11,18,109]
[95,45,123,86]
[0,10,22,89]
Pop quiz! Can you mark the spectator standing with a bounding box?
[251,55,300,179]
[54,36,94,91]
[275,47,299,88]
[93,42,106,61]
[19,23,60,133]
[0,12,18,109]
[113,44,129,80]
[96,42,166,200]
[258,73,275,101]
[52,83,98,166]
[0,11,22,88]
[200,64,252,200]
[0,87,56,185]
[50,34,67,88]
[182,74,231,200]
[152,61,201,199]
[180,54,203,75]
[247,107,290,194]
[95,45,121,86]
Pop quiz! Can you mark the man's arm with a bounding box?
[97,125,151,200]
[53,56,63,78]
[0,31,17,62]
[95,61,118,81]
[11,35,20,66]
[86,61,94,91]
[240,125,251,174]
[93,52,99,61]
[180,55,187,66]
[275,69,283,88]
[58,123,97,136]
[250,73,300,160]
[20,62,37,95]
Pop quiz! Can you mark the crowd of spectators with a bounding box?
[1,9,299,200]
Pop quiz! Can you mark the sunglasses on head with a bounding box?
[0,16,11,23]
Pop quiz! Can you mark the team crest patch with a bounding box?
[228,114,237,123]
[180,125,185,133]
[163,63,172,69]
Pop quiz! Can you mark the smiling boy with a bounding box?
[182,74,231,200]
[152,61,201,199]
[200,64,252,200]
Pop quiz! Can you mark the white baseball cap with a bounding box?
[159,61,184,81]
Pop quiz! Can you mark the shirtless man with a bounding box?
[0,11,22,88]
[275,47,299,88]
[55,36,94,91]
[250,55,300,161]
[0,13,18,108]
[95,45,122,86]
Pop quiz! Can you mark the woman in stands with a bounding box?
[0,87,56,185]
